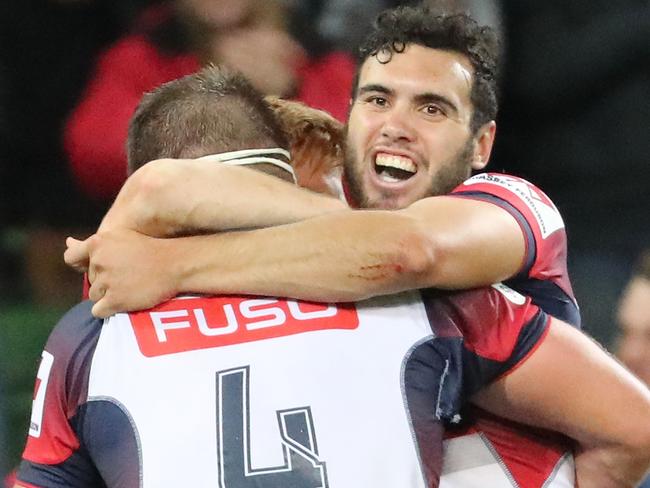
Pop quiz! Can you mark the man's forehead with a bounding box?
[359,44,474,98]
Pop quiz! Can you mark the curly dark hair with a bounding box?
[354,6,500,133]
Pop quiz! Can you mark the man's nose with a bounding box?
[380,106,415,142]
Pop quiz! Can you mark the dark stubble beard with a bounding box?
[342,136,476,209]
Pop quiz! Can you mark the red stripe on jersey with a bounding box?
[22,353,81,465]
[435,286,540,362]
[82,274,90,300]
[475,412,573,486]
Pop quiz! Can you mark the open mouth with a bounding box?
[374,153,417,183]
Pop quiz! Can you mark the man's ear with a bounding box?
[471,121,496,170]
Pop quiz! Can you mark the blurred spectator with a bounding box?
[616,249,650,488]
[64,0,355,202]
[617,250,650,386]
[492,0,650,346]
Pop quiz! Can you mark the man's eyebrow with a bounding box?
[357,85,459,116]
[357,84,393,96]
[414,92,459,116]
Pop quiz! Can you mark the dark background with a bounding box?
[1,0,648,477]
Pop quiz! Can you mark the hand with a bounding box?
[209,28,305,96]
[64,236,91,272]
[85,229,179,318]
[265,97,344,196]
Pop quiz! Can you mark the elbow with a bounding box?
[122,160,180,229]
[604,401,650,476]
[620,388,650,453]
[128,159,177,195]
[391,221,442,289]
[622,409,650,463]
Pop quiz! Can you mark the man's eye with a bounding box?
[368,96,388,107]
[424,104,443,115]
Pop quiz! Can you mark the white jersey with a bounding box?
[20,286,549,487]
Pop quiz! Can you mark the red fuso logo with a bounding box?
[129,296,360,357]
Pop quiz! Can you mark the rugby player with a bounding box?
[16,65,558,488]
[65,7,650,487]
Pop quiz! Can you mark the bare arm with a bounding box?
[173,194,524,297]
[86,195,524,316]
[473,318,650,487]
[100,158,347,236]
[98,96,347,237]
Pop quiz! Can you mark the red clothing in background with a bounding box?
[65,36,354,201]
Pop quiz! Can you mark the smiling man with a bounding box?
[66,6,650,487]
[345,43,485,210]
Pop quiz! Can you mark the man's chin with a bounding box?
[364,194,412,210]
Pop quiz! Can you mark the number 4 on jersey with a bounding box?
[216,366,329,488]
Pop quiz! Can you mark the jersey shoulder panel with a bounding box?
[451,172,565,240]
[19,301,103,480]
[451,173,576,304]
[420,285,549,398]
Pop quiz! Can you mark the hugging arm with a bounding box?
[474,318,650,487]
[84,191,526,317]
[99,158,347,237]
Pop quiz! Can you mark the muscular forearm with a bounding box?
[86,195,527,316]
[169,210,436,302]
[473,320,650,487]
[100,158,346,236]
[166,197,521,301]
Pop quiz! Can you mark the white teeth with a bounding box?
[379,174,401,183]
[375,154,416,174]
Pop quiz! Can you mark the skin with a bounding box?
[63,44,650,486]
[474,318,650,487]
[345,45,482,210]
[67,45,517,313]
[617,277,650,386]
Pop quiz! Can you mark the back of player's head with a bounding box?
[127,64,289,174]
[353,5,499,133]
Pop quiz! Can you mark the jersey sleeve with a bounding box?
[16,301,104,488]
[450,173,568,282]
[421,284,550,410]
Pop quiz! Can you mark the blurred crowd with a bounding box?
[0,0,648,481]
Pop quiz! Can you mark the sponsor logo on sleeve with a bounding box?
[129,296,360,357]
[463,174,564,238]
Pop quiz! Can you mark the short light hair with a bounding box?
[127,65,288,174]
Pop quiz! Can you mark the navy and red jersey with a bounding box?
[441,172,580,487]
[17,285,548,488]
[451,172,580,328]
